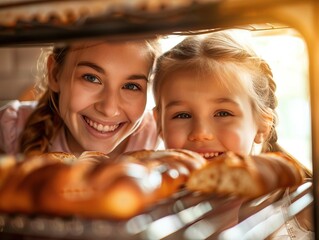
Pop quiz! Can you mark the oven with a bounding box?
[0,0,318,239]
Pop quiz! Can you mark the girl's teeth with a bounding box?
[201,152,221,158]
[85,117,119,133]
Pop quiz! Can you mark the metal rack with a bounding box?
[0,182,313,239]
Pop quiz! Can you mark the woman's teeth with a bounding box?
[85,117,119,133]
[200,152,222,158]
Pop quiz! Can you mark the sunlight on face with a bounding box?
[156,31,310,168]
[53,41,152,155]
[157,69,263,158]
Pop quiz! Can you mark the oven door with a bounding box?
[0,0,317,239]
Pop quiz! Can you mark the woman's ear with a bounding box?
[152,107,163,139]
[47,55,60,93]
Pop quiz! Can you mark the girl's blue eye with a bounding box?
[215,111,232,117]
[173,113,191,119]
[123,83,141,91]
[83,74,100,83]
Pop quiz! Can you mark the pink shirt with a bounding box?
[0,100,159,155]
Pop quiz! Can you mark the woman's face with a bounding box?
[49,41,152,155]
[156,70,268,159]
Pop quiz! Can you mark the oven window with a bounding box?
[0,27,311,171]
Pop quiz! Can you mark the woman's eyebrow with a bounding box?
[76,61,148,81]
[77,61,105,74]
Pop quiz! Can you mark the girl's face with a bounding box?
[156,70,268,159]
[48,41,152,156]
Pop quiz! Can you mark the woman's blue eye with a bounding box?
[123,83,140,91]
[83,74,100,83]
[173,113,191,119]
[215,111,232,117]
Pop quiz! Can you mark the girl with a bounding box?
[0,38,160,158]
[153,31,310,172]
[152,31,313,239]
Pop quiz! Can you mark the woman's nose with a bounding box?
[188,120,214,141]
[95,92,120,117]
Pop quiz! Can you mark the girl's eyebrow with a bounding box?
[164,97,239,109]
[165,100,185,109]
[76,61,148,81]
[214,97,240,106]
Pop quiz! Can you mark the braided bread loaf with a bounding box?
[0,150,304,219]
[0,149,206,219]
[0,151,106,214]
[186,151,304,198]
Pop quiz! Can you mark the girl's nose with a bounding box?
[95,92,120,117]
[188,120,214,141]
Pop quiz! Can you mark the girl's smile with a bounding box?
[195,151,224,159]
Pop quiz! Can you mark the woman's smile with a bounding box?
[83,116,120,133]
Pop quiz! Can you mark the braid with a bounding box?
[258,60,288,154]
[259,60,312,177]
[259,59,279,153]
[19,90,63,157]
[18,45,69,157]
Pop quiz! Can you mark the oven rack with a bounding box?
[0,181,312,240]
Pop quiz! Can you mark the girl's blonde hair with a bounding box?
[19,39,160,157]
[153,31,311,177]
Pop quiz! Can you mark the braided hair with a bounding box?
[19,46,69,157]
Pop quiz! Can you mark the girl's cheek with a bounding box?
[164,137,181,149]
[164,128,187,149]
[219,130,247,154]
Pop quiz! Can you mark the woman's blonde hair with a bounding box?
[19,39,160,157]
[153,31,312,177]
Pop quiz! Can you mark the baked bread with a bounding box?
[0,149,303,219]
[121,149,208,200]
[39,151,77,164]
[186,151,304,198]
[0,149,206,219]
[0,0,196,27]
[0,153,64,213]
[0,151,109,214]
[0,154,17,189]
[38,149,206,219]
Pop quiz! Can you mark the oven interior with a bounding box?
[0,0,318,239]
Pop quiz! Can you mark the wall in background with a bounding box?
[0,47,41,100]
